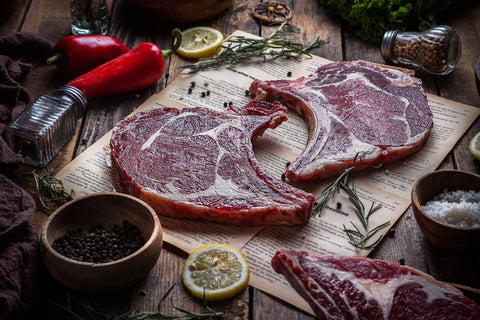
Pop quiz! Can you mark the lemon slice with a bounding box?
[182,243,249,301]
[469,131,480,160]
[177,27,223,59]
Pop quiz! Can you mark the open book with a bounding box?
[56,31,480,315]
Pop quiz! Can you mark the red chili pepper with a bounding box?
[66,30,182,97]
[46,35,129,76]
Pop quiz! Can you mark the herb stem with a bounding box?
[180,21,326,73]
[312,155,390,250]
[47,283,223,319]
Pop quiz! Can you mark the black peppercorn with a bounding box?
[52,220,145,263]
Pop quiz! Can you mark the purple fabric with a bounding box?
[0,32,54,320]
[0,32,54,168]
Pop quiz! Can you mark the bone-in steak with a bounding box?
[110,101,315,226]
[250,60,433,181]
[272,248,480,320]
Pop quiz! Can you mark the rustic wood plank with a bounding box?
[0,0,30,35]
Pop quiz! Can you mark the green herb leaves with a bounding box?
[313,156,390,250]
[24,167,74,212]
[180,21,326,73]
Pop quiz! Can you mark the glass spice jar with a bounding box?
[5,86,87,167]
[381,25,461,75]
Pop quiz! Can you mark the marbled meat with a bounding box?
[110,101,315,226]
[272,248,480,320]
[250,60,433,181]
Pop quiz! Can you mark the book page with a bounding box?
[55,31,480,316]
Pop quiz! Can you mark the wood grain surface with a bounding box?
[3,0,480,318]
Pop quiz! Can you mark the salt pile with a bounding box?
[422,189,480,228]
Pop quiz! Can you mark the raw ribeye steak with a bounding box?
[110,101,315,226]
[272,248,480,320]
[250,60,433,181]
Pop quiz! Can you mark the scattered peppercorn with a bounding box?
[206,90,210,96]
[188,88,192,94]
[399,258,405,265]
[223,102,228,108]
[201,91,206,97]
[281,173,286,181]
[336,202,342,209]
[190,81,196,88]
[287,71,292,77]
[228,101,233,106]
[387,229,396,238]
[245,90,250,96]
[52,220,145,263]
[285,161,291,168]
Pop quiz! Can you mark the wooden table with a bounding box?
[3,0,480,318]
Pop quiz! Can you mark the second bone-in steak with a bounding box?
[110,101,315,226]
[250,60,433,182]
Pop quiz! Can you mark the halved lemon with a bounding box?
[177,27,223,59]
[182,243,249,301]
[469,131,480,160]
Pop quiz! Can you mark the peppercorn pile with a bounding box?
[52,220,145,263]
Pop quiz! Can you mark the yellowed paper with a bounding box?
[55,31,480,316]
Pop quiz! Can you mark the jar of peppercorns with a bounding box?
[381,25,461,75]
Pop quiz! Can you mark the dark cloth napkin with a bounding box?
[0,174,42,320]
[0,32,54,169]
[0,32,54,320]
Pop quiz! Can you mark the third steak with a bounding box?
[250,60,433,181]
[110,101,315,226]
[272,248,480,320]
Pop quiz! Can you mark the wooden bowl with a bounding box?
[411,169,480,251]
[125,0,233,24]
[40,192,163,293]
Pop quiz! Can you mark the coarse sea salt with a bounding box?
[422,189,480,228]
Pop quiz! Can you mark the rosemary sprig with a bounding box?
[47,283,223,319]
[24,166,74,212]
[312,164,358,216]
[312,155,390,250]
[341,180,390,250]
[180,21,326,73]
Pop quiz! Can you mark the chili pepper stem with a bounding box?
[46,52,63,65]
[162,28,182,59]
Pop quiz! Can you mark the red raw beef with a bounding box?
[250,60,433,181]
[272,248,480,320]
[110,101,315,226]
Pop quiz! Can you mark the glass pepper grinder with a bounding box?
[5,85,87,167]
[381,25,461,75]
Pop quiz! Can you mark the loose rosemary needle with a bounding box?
[180,21,326,73]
